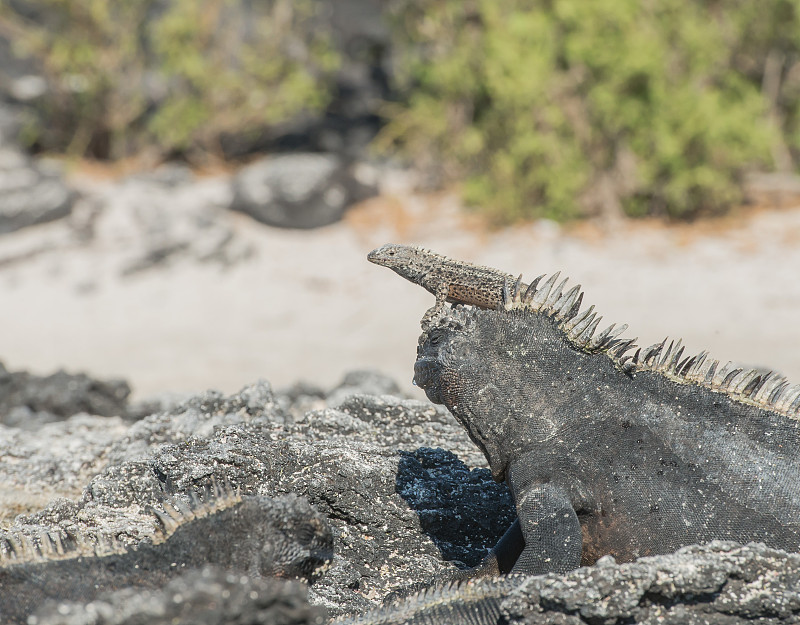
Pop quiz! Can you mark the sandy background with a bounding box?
[1,173,799,402]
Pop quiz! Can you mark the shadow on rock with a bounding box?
[395,448,515,568]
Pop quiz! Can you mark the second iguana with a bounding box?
[0,484,333,624]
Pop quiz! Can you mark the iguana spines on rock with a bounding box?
[330,575,522,625]
[0,483,333,624]
[0,480,243,566]
[332,542,800,625]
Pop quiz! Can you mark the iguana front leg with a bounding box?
[511,482,582,575]
[458,484,581,578]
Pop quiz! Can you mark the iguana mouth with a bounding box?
[413,357,442,403]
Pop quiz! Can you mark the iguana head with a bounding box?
[414,300,633,484]
[253,495,334,581]
[414,306,525,482]
[368,243,438,283]
[191,494,333,581]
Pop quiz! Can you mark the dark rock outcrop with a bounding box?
[0,361,131,428]
[2,370,799,624]
[502,541,800,624]
[231,153,377,228]
[30,566,324,625]
[1,373,509,621]
[0,148,75,235]
[334,542,800,624]
[2,490,333,624]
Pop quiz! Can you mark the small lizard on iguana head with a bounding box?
[368,244,528,327]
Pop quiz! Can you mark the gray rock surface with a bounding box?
[0,372,510,618]
[90,167,251,274]
[0,414,131,526]
[0,165,253,277]
[1,369,799,624]
[336,542,800,624]
[502,542,800,624]
[30,566,324,625]
[0,147,75,234]
[231,153,377,228]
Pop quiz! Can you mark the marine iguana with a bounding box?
[369,244,800,576]
[0,483,333,624]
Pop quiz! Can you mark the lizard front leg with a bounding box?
[421,283,451,330]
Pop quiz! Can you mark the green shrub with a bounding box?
[384,0,792,221]
[0,0,338,159]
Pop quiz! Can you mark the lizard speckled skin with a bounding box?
[368,244,526,327]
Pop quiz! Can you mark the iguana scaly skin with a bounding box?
[370,244,800,578]
[0,484,333,624]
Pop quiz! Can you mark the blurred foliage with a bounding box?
[0,0,339,159]
[383,0,800,221]
[4,0,800,221]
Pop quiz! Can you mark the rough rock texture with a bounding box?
[502,542,800,625]
[335,542,800,624]
[0,414,131,525]
[0,361,137,521]
[0,147,75,234]
[0,372,512,620]
[1,491,333,624]
[3,370,799,624]
[231,153,377,229]
[0,361,132,427]
[30,566,324,625]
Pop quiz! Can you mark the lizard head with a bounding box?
[368,243,436,283]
